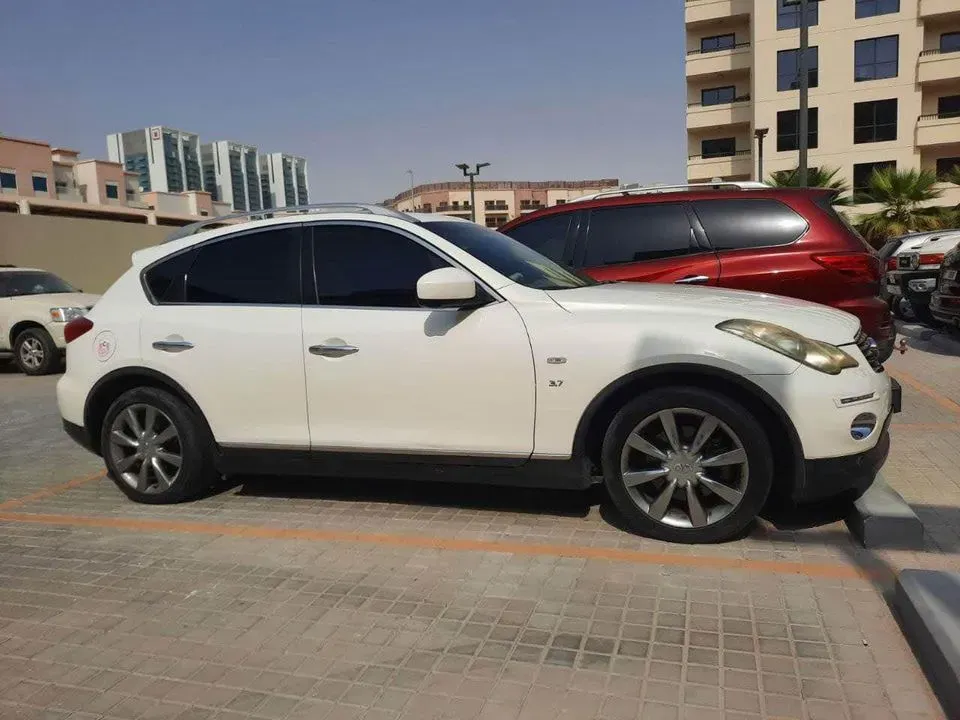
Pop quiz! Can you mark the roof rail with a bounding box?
[569,181,770,203]
[165,203,414,242]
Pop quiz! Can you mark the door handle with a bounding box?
[309,344,359,358]
[152,339,194,353]
[674,275,709,285]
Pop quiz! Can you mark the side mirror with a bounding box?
[417,268,484,309]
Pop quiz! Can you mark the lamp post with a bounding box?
[754,128,769,182]
[405,170,415,210]
[455,163,490,223]
[783,0,815,187]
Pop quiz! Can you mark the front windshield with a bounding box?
[424,221,594,290]
[0,271,76,298]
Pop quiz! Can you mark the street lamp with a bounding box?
[754,128,769,182]
[455,162,490,223]
[783,0,817,187]
[405,169,415,210]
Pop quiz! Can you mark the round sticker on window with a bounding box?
[94,331,117,362]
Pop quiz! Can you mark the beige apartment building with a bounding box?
[388,179,620,227]
[685,0,960,205]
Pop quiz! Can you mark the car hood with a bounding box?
[546,283,861,345]
[9,292,100,309]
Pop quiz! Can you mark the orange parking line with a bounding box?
[893,422,960,430]
[889,369,960,416]
[0,509,872,580]
[0,471,104,511]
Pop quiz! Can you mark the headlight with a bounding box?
[49,307,86,323]
[717,319,859,375]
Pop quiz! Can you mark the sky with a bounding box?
[0,1,686,203]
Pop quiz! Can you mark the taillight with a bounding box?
[811,252,881,283]
[919,253,944,266]
[885,257,897,271]
[64,317,94,343]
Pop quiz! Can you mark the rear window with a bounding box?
[692,199,807,250]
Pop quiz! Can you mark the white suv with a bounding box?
[0,266,99,375]
[57,205,900,543]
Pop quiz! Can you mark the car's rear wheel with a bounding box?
[14,328,60,375]
[601,387,773,544]
[101,387,214,504]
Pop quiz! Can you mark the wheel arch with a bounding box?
[84,367,211,455]
[572,363,805,502]
[10,320,47,346]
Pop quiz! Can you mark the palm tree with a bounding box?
[853,168,955,245]
[768,166,853,204]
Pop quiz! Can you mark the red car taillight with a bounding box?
[64,317,94,343]
[811,252,881,283]
[885,257,897,271]
[919,253,945,266]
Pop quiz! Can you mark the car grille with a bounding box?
[855,330,884,373]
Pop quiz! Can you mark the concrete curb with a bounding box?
[897,322,960,355]
[845,475,924,550]
[895,569,960,719]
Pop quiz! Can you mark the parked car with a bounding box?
[893,232,960,325]
[882,230,958,319]
[929,244,960,329]
[0,266,99,375]
[499,183,895,362]
[58,204,899,544]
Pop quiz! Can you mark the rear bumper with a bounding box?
[62,418,97,455]
[833,296,894,347]
[898,270,939,308]
[930,292,960,326]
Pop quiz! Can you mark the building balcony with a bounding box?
[918,48,960,85]
[920,0,960,21]
[686,43,751,79]
[917,112,960,147]
[687,149,753,180]
[685,0,751,27]
[687,96,752,129]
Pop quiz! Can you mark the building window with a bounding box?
[0,170,16,190]
[854,35,899,81]
[936,157,960,180]
[700,34,735,53]
[776,108,819,152]
[777,0,818,31]
[942,32,960,53]
[939,95,960,118]
[854,99,898,143]
[105,182,119,200]
[701,138,737,158]
[777,47,819,91]
[853,160,896,199]
[701,86,736,106]
[126,188,136,201]
[485,216,506,228]
[555,199,566,205]
[32,174,48,193]
[855,0,899,18]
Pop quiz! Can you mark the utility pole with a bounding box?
[455,163,490,223]
[754,128,769,182]
[785,0,813,186]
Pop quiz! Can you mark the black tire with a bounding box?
[13,328,61,376]
[100,387,215,504]
[601,387,773,544]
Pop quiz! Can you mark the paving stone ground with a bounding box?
[1,332,958,720]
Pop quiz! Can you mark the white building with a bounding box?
[259,153,309,209]
[200,141,263,212]
[106,126,203,194]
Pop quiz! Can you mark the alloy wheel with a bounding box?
[19,337,44,370]
[108,404,183,493]
[619,408,749,529]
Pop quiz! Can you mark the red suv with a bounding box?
[500,184,893,361]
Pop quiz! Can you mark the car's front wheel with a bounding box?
[101,387,214,504]
[601,387,773,544]
[14,328,61,375]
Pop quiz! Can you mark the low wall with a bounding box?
[0,213,169,293]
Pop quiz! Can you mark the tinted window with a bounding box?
[939,95,960,118]
[32,176,47,193]
[936,157,960,180]
[105,183,119,200]
[185,227,301,304]
[853,160,896,199]
[700,34,735,52]
[701,86,736,106]
[0,271,75,298]
[856,0,899,18]
[777,0,818,30]
[501,213,572,263]
[776,108,819,152]
[701,138,736,158]
[311,225,449,307]
[584,204,693,267]
[855,35,899,81]
[854,99,898,143]
[777,47,819,91]
[693,199,807,250]
[144,249,197,303]
[0,171,16,189]
[942,32,960,52]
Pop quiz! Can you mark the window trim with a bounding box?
[303,220,503,311]
[690,198,810,253]
[140,223,305,307]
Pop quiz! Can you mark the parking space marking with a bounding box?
[0,508,873,580]
[0,471,104,511]
[889,368,960,415]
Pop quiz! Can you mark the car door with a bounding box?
[139,225,310,448]
[301,222,536,459]
[574,202,720,286]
